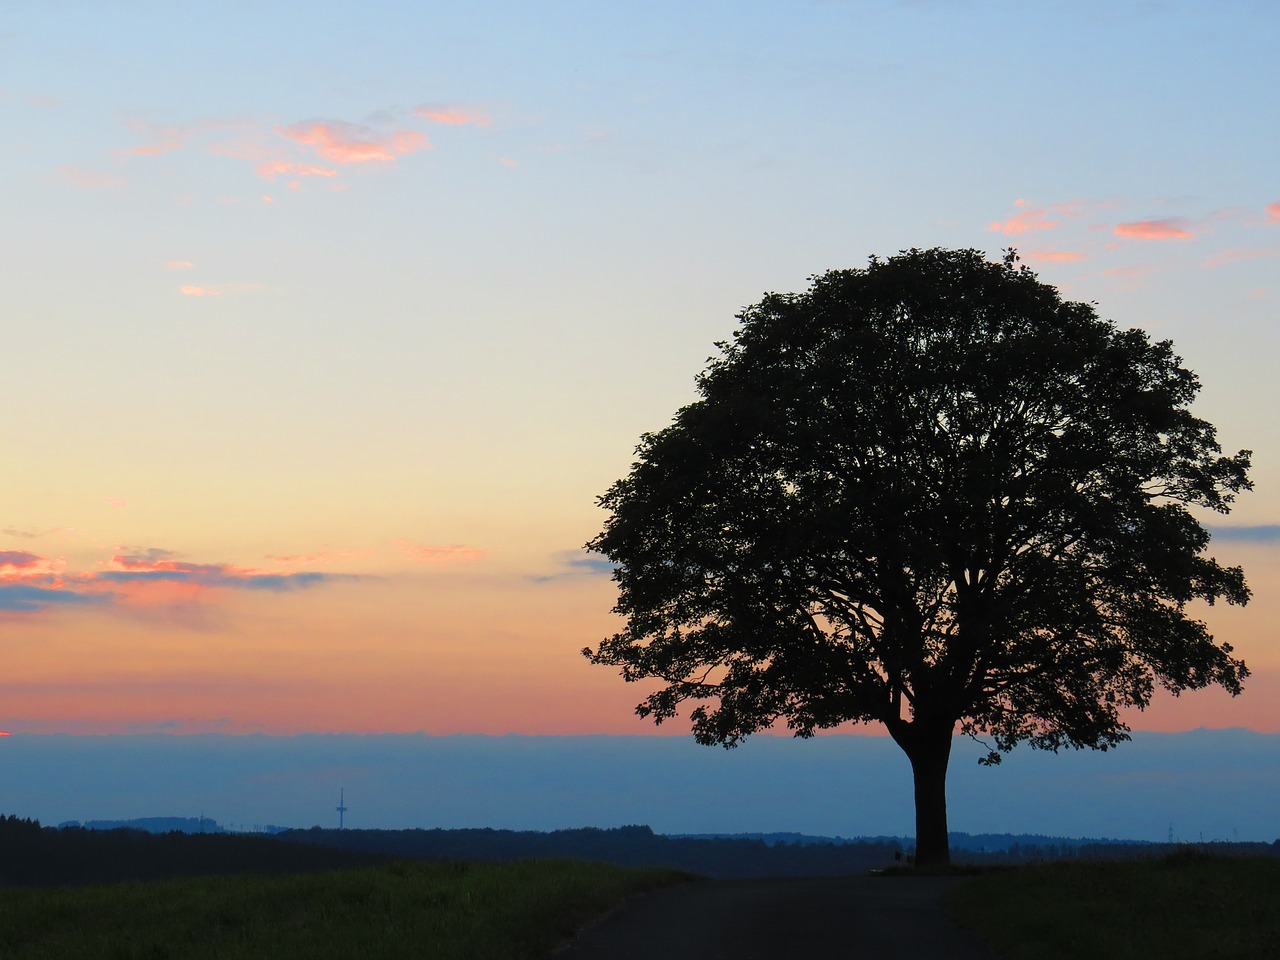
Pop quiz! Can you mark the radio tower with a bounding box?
[336,788,348,830]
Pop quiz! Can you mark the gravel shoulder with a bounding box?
[554,873,998,960]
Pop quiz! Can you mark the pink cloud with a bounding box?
[1,546,357,616]
[276,120,430,164]
[988,207,1059,235]
[93,550,352,593]
[165,260,194,270]
[1114,219,1194,240]
[413,105,491,127]
[1022,248,1088,264]
[106,497,127,508]
[255,161,339,181]
[121,122,190,156]
[0,551,64,580]
[392,539,490,565]
[1267,202,1280,223]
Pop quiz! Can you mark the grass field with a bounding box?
[0,858,691,960]
[946,850,1280,960]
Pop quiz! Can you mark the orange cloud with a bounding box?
[267,548,368,566]
[179,283,262,297]
[165,260,194,270]
[255,161,339,181]
[276,120,430,164]
[392,539,490,565]
[988,208,1058,235]
[1114,219,1193,240]
[414,105,491,127]
[1267,202,1280,223]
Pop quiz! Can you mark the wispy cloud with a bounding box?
[1266,202,1280,223]
[985,197,1100,237]
[119,120,191,157]
[3,527,73,540]
[528,551,616,583]
[392,539,490,565]
[178,283,262,297]
[0,546,358,617]
[165,260,194,270]
[0,551,98,614]
[276,120,430,164]
[97,550,348,592]
[1203,246,1280,269]
[266,548,368,566]
[0,584,110,613]
[1114,218,1194,240]
[413,105,491,127]
[58,165,126,189]
[0,551,64,578]
[255,160,339,181]
[1101,264,1156,284]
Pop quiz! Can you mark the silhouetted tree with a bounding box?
[585,248,1251,867]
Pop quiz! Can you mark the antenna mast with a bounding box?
[336,788,348,830]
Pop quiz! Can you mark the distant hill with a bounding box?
[72,816,225,834]
[59,816,292,835]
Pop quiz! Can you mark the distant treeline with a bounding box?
[279,824,1279,877]
[4,814,1276,887]
[275,824,904,878]
[0,814,386,887]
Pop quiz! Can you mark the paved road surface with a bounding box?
[554,874,998,960]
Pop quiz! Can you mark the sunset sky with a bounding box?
[3,0,1278,738]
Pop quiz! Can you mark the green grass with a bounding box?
[0,858,692,960]
[946,850,1280,960]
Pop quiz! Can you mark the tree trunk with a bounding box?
[888,719,955,867]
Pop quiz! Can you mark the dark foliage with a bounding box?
[276,824,903,879]
[0,814,386,887]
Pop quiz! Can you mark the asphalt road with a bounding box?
[553,874,999,960]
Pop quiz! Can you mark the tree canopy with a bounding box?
[584,248,1251,866]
